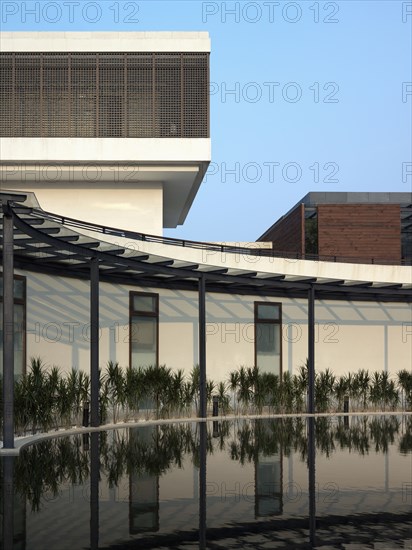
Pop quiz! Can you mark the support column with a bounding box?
[308,285,315,414]
[90,257,99,427]
[90,432,99,549]
[2,456,14,548]
[2,208,15,448]
[198,275,206,418]
[199,421,207,549]
[308,416,316,547]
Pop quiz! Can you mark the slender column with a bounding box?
[198,275,207,418]
[90,257,99,427]
[308,417,316,547]
[2,456,14,549]
[199,421,207,549]
[307,285,315,414]
[2,208,15,448]
[90,432,99,550]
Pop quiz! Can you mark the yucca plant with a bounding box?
[228,370,240,414]
[352,369,370,411]
[206,379,216,413]
[103,361,126,423]
[237,366,253,414]
[281,371,295,413]
[369,371,383,410]
[254,372,274,414]
[315,368,335,413]
[334,376,349,413]
[26,357,54,433]
[397,370,412,410]
[268,374,281,414]
[216,381,231,415]
[124,366,144,421]
[294,365,308,413]
[144,364,172,419]
[190,364,200,416]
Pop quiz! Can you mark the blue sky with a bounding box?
[2,0,411,241]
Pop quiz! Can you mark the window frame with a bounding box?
[129,291,159,369]
[0,273,27,376]
[254,301,282,376]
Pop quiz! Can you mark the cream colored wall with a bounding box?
[7,184,163,235]
[21,271,411,381]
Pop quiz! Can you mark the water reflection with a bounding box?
[1,415,411,549]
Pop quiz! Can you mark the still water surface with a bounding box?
[1,415,411,549]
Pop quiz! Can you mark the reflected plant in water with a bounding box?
[315,417,335,457]
[7,414,412,516]
[399,416,412,454]
[369,416,400,453]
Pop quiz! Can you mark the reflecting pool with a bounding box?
[1,415,412,549]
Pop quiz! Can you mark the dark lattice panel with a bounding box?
[0,52,209,138]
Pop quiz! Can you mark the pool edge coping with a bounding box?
[1,410,412,456]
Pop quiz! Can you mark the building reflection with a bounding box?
[2,415,411,549]
[255,450,283,517]
[129,425,159,534]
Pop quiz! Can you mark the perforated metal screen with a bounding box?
[0,52,209,138]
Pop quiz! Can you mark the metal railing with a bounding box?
[23,207,411,267]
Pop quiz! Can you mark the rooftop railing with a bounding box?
[26,207,411,267]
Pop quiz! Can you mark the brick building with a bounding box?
[258,192,412,264]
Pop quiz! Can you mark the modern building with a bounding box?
[258,192,412,264]
[0,32,210,236]
[1,33,411,430]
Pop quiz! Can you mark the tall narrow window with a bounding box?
[0,275,26,377]
[255,302,282,376]
[130,292,159,368]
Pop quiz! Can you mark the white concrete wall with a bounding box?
[0,138,211,163]
[5,184,163,235]
[0,31,211,53]
[21,270,412,381]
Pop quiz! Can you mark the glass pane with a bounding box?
[257,303,280,321]
[256,323,280,375]
[133,295,156,313]
[131,316,157,367]
[14,278,24,300]
[0,304,25,377]
[0,276,24,300]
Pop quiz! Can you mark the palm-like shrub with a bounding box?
[334,376,349,412]
[143,364,172,419]
[315,369,335,413]
[228,370,240,414]
[190,364,200,415]
[5,357,412,437]
[397,370,412,410]
[294,365,308,413]
[102,361,125,423]
[216,381,231,415]
[124,367,144,421]
[352,369,370,411]
[281,371,295,413]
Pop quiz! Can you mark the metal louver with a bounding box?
[0,52,209,138]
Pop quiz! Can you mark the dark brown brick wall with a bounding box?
[317,204,401,261]
[260,204,304,254]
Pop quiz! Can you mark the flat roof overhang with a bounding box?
[0,31,211,53]
[0,161,210,228]
[1,192,411,303]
